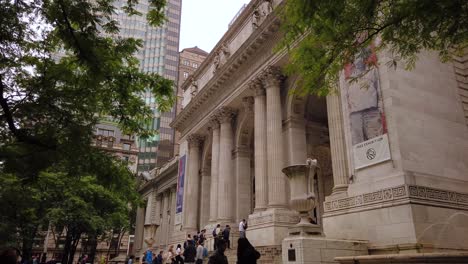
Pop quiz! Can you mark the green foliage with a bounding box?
[0,0,168,261]
[279,0,468,95]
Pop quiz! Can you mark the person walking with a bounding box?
[239,219,247,238]
[184,235,193,250]
[222,225,231,250]
[212,224,221,250]
[195,242,204,264]
[164,246,175,264]
[198,230,206,245]
[207,240,228,264]
[175,244,184,264]
[183,241,196,264]
[237,238,260,264]
[152,252,163,264]
[127,255,134,264]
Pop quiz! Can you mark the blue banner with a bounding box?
[176,155,186,214]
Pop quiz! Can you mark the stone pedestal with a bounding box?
[247,208,299,247]
[335,252,468,264]
[282,236,368,264]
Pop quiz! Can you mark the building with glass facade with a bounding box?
[111,0,182,172]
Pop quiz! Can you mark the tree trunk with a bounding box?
[87,234,98,264]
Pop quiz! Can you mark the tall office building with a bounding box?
[111,0,182,172]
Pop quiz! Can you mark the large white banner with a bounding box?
[344,45,391,169]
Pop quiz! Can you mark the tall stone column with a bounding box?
[217,107,236,222]
[251,80,268,211]
[236,97,254,220]
[327,93,349,195]
[183,134,204,231]
[199,167,211,228]
[154,195,162,245]
[263,67,288,208]
[209,119,220,223]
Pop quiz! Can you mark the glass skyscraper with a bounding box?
[112,0,182,172]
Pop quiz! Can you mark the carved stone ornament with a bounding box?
[187,134,204,148]
[208,116,220,130]
[213,51,220,73]
[221,42,230,57]
[242,96,254,112]
[261,66,283,88]
[215,107,237,124]
[248,78,265,96]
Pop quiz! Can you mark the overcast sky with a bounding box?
[179,0,250,53]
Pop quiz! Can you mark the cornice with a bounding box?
[179,0,265,92]
[171,9,282,136]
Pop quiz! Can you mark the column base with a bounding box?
[327,185,349,200]
[282,236,368,264]
[247,208,299,247]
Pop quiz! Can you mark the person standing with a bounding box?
[195,242,204,264]
[164,246,175,264]
[175,244,184,264]
[198,230,206,245]
[212,224,221,250]
[127,255,134,264]
[183,241,196,264]
[152,252,163,264]
[207,240,227,264]
[237,238,261,264]
[239,219,247,238]
[222,225,231,250]
[144,249,153,264]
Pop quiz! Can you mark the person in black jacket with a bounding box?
[183,241,197,264]
[237,238,260,264]
[208,239,228,264]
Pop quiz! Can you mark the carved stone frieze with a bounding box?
[324,185,468,214]
[170,5,282,134]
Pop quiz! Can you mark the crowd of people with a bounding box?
[136,219,259,264]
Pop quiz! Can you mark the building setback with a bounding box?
[135,0,468,263]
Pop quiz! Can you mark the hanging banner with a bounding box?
[175,155,186,224]
[344,45,391,169]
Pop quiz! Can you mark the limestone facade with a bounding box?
[134,0,468,262]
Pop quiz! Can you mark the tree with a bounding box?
[279,0,468,95]
[0,0,170,262]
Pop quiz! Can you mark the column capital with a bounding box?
[242,96,254,112]
[261,66,283,88]
[208,117,220,130]
[249,78,265,96]
[187,134,204,148]
[215,107,237,124]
